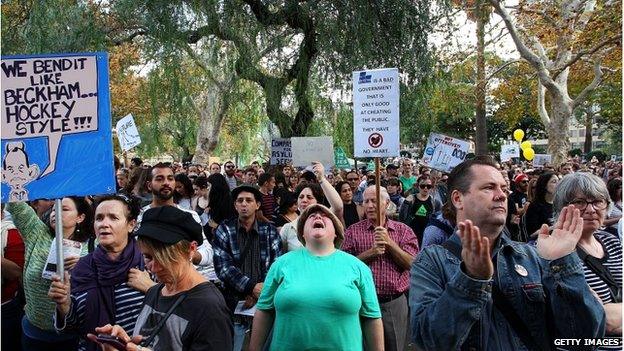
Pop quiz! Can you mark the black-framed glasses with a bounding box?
[569,198,608,211]
[419,184,433,189]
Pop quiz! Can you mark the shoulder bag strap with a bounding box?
[141,293,188,347]
[576,246,622,303]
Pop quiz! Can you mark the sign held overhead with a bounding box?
[352,68,400,158]
[1,52,115,202]
[116,114,141,151]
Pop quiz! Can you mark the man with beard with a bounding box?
[409,156,605,350]
[135,163,216,280]
[224,160,241,191]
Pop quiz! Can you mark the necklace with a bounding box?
[578,237,604,258]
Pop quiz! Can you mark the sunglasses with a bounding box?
[225,165,235,169]
[419,184,433,189]
[347,178,359,181]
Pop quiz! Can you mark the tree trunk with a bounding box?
[474,0,488,155]
[583,108,594,154]
[192,81,234,164]
[547,97,573,165]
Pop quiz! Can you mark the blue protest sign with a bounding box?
[1,52,115,202]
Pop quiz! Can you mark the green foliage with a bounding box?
[1,0,108,55]
[568,148,583,157]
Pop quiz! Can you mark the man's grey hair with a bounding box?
[553,172,609,219]
[364,185,390,202]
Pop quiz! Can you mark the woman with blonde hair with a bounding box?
[88,206,232,351]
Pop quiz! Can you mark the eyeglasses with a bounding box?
[347,178,359,181]
[419,184,433,189]
[225,165,235,169]
[569,198,608,212]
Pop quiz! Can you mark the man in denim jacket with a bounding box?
[410,156,605,350]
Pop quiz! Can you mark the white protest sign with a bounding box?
[500,144,520,162]
[270,138,292,165]
[115,114,141,151]
[352,68,400,158]
[533,154,552,168]
[291,137,334,167]
[421,133,470,173]
[42,239,82,279]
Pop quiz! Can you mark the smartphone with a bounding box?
[95,334,127,350]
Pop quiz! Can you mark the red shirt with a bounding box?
[2,227,25,303]
[342,219,419,296]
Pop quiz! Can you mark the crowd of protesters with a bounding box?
[1,152,622,350]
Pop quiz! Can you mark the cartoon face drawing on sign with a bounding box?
[2,141,40,202]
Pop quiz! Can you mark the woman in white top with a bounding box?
[279,162,343,252]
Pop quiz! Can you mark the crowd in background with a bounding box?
[1,153,622,350]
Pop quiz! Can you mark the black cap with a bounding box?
[231,185,263,203]
[386,164,398,170]
[135,206,203,245]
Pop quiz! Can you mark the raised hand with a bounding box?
[536,205,583,260]
[457,220,493,280]
[311,162,325,182]
[48,271,71,316]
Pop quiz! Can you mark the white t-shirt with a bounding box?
[279,218,303,252]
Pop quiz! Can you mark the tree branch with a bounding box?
[485,59,521,82]
[489,0,559,92]
[553,34,621,77]
[112,29,148,46]
[537,77,551,126]
[572,60,603,109]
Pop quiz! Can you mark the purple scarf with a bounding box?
[71,238,144,350]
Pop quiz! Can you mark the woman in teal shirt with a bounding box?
[250,204,383,351]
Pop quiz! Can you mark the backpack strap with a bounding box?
[429,218,454,236]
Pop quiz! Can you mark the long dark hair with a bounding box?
[207,174,236,224]
[534,172,556,204]
[48,196,94,242]
[174,173,194,201]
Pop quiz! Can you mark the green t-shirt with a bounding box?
[256,249,381,350]
[399,175,417,194]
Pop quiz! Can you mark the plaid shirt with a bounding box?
[342,219,419,296]
[213,217,282,295]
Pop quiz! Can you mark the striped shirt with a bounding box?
[55,282,145,351]
[580,231,622,350]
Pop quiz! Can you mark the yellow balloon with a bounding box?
[520,140,532,150]
[513,129,525,142]
[523,148,535,161]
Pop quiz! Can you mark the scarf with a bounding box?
[389,193,402,207]
[71,238,144,350]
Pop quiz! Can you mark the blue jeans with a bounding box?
[21,316,78,351]
[232,321,250,351]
